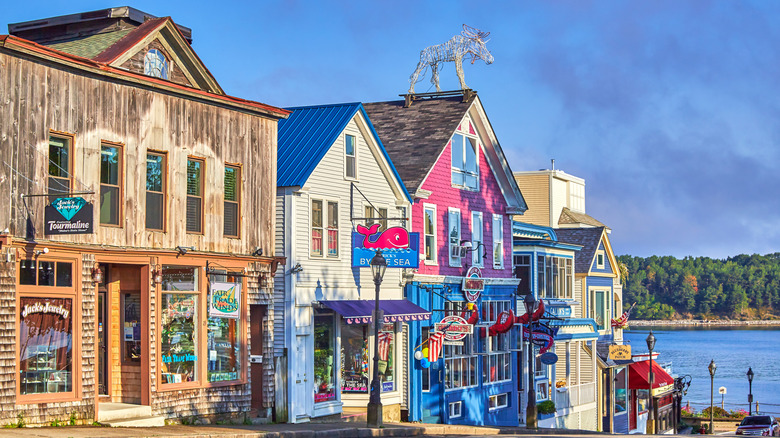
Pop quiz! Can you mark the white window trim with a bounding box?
[423,204,438,266]
[488,393,510,411]
[310,197,340,259]
[449,400,463,418]
[344,133,358,181]
[450,129,480,191]
[481,300,512,385]
[596,249,605,270]
[448,207,462,268]
[471,211,483,268]
[590,287,611,331]
[492,214,504,269]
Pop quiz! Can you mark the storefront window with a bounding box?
[615,367,627,414]
[19,297,73,394]
[161,266,199,384]
[19,260,72,287]
[637,388,649,413]
[314,312,336,402]
[379,323,394,392]
[443,302,477,390]
[341,322,368,393]
[207,272,241,383]
[122,293,141,363]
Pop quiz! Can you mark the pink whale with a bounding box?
[356,224,410,249]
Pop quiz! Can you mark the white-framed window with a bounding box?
[449,400,463,418]
[443,301,477,390]
[365,205,387,232]
[345,134,357,179]
[537,255,574,299]
[590,288,610,330]
[513,254,532,295]
[488,393,509,411]
[450,132,479,190]
[534,345,549,401]
[423,204,437,264]
[492,214,504,269]
[448,208,461,267]
[471,212,483,267]
[596,250,605,270]
[311,199,339,258]
[481,300,512,384]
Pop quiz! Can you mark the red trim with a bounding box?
[92,17,168,63]
[628,359,675,390]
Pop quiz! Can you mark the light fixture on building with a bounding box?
[152,266,163,285]
[252,247,263,257]
[290,263,303,274]
[175,245,195,256]
[259,272,269,288]
[92,264,103,284]
[459,239,487,259]
[34,247,49,257]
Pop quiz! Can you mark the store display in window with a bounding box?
[160,294,198,383]
[19,297,73,394]
[340,323,368,393]
[314,313,336,402]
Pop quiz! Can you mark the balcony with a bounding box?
[553,381,596,409]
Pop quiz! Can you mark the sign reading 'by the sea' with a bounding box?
[44,197,94,235]
[209,281,241,319]
[352,224,420,268]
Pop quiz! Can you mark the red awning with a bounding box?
[628,360,675,390]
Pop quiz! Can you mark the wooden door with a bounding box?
[250,305,266,411]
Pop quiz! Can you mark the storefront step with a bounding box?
[97,402,164,426]
[102,415,167,427]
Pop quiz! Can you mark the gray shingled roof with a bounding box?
[555,227,606,274]
[44,28,134,59]
[363,95,474,193]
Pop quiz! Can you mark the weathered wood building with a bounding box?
[0,7,287,426]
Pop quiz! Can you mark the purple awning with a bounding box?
[319,299,430,325]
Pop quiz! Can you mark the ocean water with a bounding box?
[623,326,780,416]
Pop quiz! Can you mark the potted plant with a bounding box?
[537,400,556,419]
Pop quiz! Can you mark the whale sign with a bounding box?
[352,224,420,268]
[44,197,93,235]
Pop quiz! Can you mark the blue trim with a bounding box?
[512,221,557,241]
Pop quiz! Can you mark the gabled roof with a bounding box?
[554,227,607,274]
[277,102,411,202]
[363,94,527,213]
[558,207,608,229]
[45,27,135,59]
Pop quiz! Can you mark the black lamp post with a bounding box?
[708,360,717,435]
[524,293,538,429]
[646,331,656,435]
[367,250,387,428]
[747,367,754,416]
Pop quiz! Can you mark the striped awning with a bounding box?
[319,299,430,324]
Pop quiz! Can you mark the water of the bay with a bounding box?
[623,326,780,417]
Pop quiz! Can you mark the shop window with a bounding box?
[145,152,166,231]
[443,301,477,390]
[122,293,141,363]
[449,401,463,418]
[19,260,72,287]
[365,205,388,232]
[637,388,649,413]
[534,344,549,401]
[223,165,240,238]
[345,134,357,179]
[100,143,123,226]
[481,300,512,384]
[451,132,478,190]
[314,312,336,403]
[421,327,430,392]
[536,380,549,402]
[489,392,509,410]
[19,297,73,395]
[48,134,72,201]
[448,208,461,267]
[207,271,241,383]
[513,255,531,294]
[615,367,627,414]
[160,266,200,384]
[341,322,368,393]
[423,205,437,263]
[492,214,503,269]
[379,323,395,392]
[186,158,204,234]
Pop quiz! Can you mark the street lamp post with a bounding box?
[747,367,754,416]
[524,293,538,429]
[708,360,717,435]
[646,331,656,435]
[367,250,387,428]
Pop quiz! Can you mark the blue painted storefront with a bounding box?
[405,280,519,426]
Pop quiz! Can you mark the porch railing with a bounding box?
[553,381,596,408]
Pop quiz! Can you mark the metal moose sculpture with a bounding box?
[408,25,494,94]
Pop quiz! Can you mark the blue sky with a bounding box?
[5,1,780,259]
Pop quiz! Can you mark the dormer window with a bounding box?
[144,49,169,79]
[451,133,478,190]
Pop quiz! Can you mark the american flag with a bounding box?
[378,331,394,361]
[428,331,446,362]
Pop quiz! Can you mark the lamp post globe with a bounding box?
[708,360,716,435]
[646,331,656,435]
[747,367,754,416]
[367,250,386,428]
[523,293,538,428]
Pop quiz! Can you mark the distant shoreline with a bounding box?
[629,319,780,327]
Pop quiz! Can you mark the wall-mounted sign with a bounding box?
[351,224,419,268]
[44,197,93,235]
[546,304,572,318]
[540,352,558,365]
[209,282,241,319]
[434,315,473,345]
[21,301,71,319]
[609,344,632,361]
[462,267,484,302]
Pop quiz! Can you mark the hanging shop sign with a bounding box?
[462,266,484,302]
[522,322,559,354]
[352,224,420,268]
[209,282,241,319]
[540,352,558,365]
[44,197,93,235]
[609,344,632,361]
[434,315,473,345]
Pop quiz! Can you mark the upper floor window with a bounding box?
[100,143,123,226]
[448,208,461,267]
[145,152,166,231]
[48,134,72,201]
[513,255,531,294]
[345,134,357,179]
[537,255,573,299]
[596,250,606,270]
[186,158,205,234]
[311,199,339,258]
[471,212,483,267]
[365,206,387,232]
[423,205,437,263]
[569,182,585,213]
[144,49,169,79]
[224,165,240,238]
[492,214,503,269]
[451,133,478,190]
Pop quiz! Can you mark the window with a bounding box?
[569,182,585,213]
[534,344,549,401]
[448,208,461,267]
[481,300,512,384]
[224,165,240,237]
[327,201,338,257]
[421,327,430,392]
[443,301,477,390]
[48,134,72,201]
[122,292,141,363]
[423,205,437,263]
[492,215,504,269]
[19,260,73,287]
[451,133,478,190]
[100,143,123,226]
[341,322,369,393]
[207,271,242,383]
[345,134,356,179]
[145,152,166,231]
[488,393,509,410]
[314,311,336,403]
[380,323,395,392]
[591,289,609,330]
[615,367,627,414]
[311,200,323,257]
[19,297,74,395]
[186,158,204,234]
[596,250,605,270]
[160,266,200,384]
[537,255,574,299]
[365,206,388,232]
[449,401,463,418]
[311,199,339,258]
[513,255,531,294]
[144,49,169,79]
[471,212,483,267]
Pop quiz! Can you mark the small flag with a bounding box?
[378,331,394,361]
[428,331,445,362]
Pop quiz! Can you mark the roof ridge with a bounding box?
[284,102,362,111]
[92,16,169,63]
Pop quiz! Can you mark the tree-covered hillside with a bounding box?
[617,253,780,320]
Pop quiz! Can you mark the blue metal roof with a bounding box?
[277,102,411,202]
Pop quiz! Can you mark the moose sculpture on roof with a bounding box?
[408,24,494,94]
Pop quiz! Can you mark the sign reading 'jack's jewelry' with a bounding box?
[44,197,94,235]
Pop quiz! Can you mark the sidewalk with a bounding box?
[0,421,609,438]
